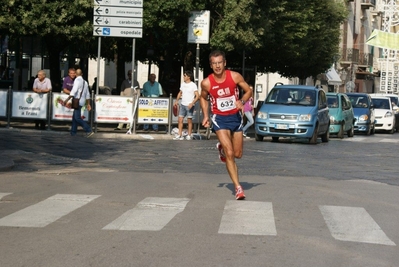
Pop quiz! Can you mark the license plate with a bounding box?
[275,123,289,130]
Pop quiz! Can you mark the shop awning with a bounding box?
[326,68,342,85]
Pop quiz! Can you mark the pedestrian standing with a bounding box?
[32,70,52,130]
[199,50,252,200]
[242,96,254,138]
[62,68,76,95]
[63,69,94,137]
[115,70,140,130]
[173,70,199,140]
[142,73,163,132]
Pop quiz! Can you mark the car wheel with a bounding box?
[347,125,354,137]
[255,133,264,141]
[389,127,395,134]
[371,123,376,135]
[309,125,318,144]
[337,124,344,139]
[321,128,329,143]
[271,137,279,142]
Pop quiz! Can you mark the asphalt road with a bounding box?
[0,129,398,267]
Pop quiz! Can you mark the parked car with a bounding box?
[369,93,399,131]
[369,95,395,134]
[255,84,330,144]
[326,92,355,138]
[346,93,375,135]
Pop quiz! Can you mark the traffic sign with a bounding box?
[93,16,142,27]
[188,10,210,44]
[93,6,143,18]
[94,0,143,8]
[93,27,143,38]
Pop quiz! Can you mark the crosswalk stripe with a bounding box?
[0,193,12,200]
[103,197,190,231]
[218,201,277,236]
[0,194,100,228]
[319,205,396,246]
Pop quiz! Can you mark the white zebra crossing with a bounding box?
[319,205,396,246]
[0,194,100,227]
[218,200,277,236]
[103,197,190,231]
[0,193,12,200]
[0,193,396,246]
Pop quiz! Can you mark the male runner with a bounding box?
[200,50,252,200]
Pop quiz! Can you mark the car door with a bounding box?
[318,90,329,133]
[367,95,375,125]
[341,94,353,131]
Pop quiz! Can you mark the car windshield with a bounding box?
[348,95,368,108]
[327,96,339,108]
[265,88,316,106]
[372,98,390,109]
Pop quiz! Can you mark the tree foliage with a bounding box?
[0,0,347,90]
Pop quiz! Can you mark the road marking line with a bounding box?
[218,201,277,236]
[319,205,396,246]
[103,197,190,231]
[0,194,100,228]
[0,193,12,200]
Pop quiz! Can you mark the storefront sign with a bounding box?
[11,92,48,119]
[94,95,134,123]
[138,97,169,124]
[52,93,89,121]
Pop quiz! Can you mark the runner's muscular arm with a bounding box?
[200,78,210,128]
[231,71,253,110]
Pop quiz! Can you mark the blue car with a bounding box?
[255,84,330,144]
[345,93,375,135]
[326,92,355,138]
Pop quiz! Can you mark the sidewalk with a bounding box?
[0,121,255,171]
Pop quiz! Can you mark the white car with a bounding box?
[370,95,395,133]
[369,93,399,131]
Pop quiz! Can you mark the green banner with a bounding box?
[366,29,399,50]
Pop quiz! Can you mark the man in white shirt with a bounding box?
[63,69,94,138]
[173,70,199,140]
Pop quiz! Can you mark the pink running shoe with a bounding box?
[216,142,226,162]
[235,186,246,200]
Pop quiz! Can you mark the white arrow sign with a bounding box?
[93,16,142,27]
[93,6,143,18]
[93,27,143,38]
[94,0,143,8]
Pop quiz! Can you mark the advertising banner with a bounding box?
[52,93,89,121]
[94,95,134,123]
[138,97,169,124]
[11,92,48,119]
[0,90,7,117]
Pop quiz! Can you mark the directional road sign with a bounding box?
[93,16,142,27]
[93,27,143,38]
[94,0,143,8]
[93,6,143,18]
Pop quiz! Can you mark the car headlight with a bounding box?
[329,115,338,124]
[358,115,369,121]
[385,111,393,118]
[299,114,311,121]
[257,111,268,119]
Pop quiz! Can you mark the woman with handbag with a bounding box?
[63,69,94,138]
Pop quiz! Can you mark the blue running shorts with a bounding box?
[211,112,243,132]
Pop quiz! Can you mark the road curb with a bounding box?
[0,156,14,172]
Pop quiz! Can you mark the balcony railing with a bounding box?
[340,48,359,64]
[361,0,375,9]
[358,53,373,66]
